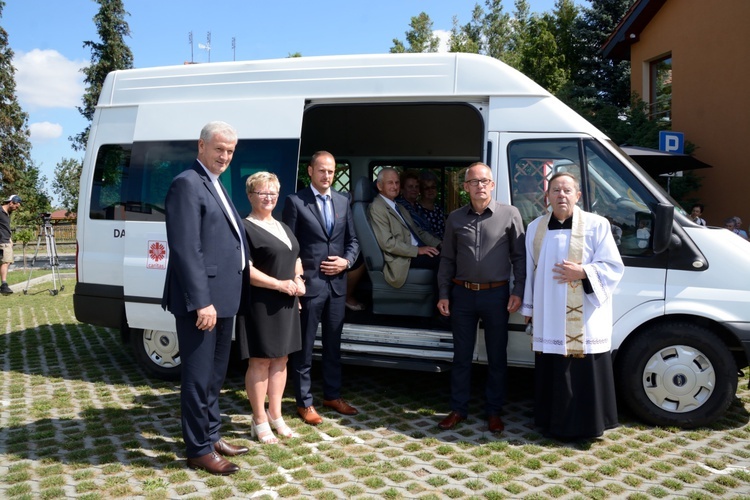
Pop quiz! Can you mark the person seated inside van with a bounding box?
[395,170,433,236]
[369,168,441,288]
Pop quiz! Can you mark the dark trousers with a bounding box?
[449,284,510,417]
[175,314,233,458]
[411,253,440,270]
[291,284,345,407]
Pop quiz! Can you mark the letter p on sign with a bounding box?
[659,131,684,154]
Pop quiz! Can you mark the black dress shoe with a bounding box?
[187,452,239,475]
[438,411,466,430]
[214,438,249,456]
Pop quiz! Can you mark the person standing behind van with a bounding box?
[282,151,360,425]
[161,121,249,475]
[436,163,526,433]
[689,204,706,226]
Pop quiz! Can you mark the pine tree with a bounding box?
[390,12,440,53]
[0,1,32,191]
[70,0,133,152]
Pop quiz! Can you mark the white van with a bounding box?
[74,53,750,428]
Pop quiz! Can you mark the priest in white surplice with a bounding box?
[520,172,624,440]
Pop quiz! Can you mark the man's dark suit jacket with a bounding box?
[282,186,359,297]
[161,161,246,317]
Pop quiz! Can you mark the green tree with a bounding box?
[482,0,513,61]
[52,158,82,214]
[448,5,482,54]
[0,2,50,220]
[518,14,567,93]
[70,0,133,152]
[390,12,440,53]
[0,1,32,190]
[552,0,580,78]
[564,0,634,110]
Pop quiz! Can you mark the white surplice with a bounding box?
[520,208,624,355]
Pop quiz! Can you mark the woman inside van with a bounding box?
[236,171,305,443]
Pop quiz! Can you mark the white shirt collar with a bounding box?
[197,159,220,183]
[310,185,330,198]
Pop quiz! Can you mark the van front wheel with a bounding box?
[617,323,737,428]
[130,328,182,380]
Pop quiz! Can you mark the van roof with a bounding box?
[99,53,552,106]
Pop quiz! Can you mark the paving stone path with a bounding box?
[1,278,750,498]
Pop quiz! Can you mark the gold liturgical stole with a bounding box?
[533,206,585,357]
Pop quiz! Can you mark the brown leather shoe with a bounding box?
[488,415,505,433]
[323,398,359,415]
[297,405,323,425]
[214,438,249,457]
[187,452,239,475]
[438,411,466,430]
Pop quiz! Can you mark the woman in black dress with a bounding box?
[238,172,304,443]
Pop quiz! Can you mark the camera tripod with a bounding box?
[23,215,63,296]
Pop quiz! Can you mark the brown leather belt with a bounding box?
[452,279,508,291]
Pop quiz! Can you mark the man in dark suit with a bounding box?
[162,121,249,475]
[282,151,360,425]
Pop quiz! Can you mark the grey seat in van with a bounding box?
[351,176,436,317]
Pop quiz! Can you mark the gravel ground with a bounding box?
[1,277,750,499]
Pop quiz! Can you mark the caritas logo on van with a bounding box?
[147,240,168,269]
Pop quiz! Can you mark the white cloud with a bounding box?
[14,49,86,109]
[29,122,64,142]
[435,30,451,53]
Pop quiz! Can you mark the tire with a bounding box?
[616,322,737,428]
[129,328,182,380]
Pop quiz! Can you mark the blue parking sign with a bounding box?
[659,131,684,154]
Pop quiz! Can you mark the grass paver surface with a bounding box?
[2,276,750,499]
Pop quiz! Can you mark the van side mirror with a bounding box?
[652,203,674,254]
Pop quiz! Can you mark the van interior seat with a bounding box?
[351,176,436,317]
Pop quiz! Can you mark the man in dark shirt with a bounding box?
[1,195,22,295]
[436,163,526,433]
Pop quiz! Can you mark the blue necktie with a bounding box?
[318,194,333,235]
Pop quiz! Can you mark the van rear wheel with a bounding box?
[130,328,181,380]
[617,322,737,428]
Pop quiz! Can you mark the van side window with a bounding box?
[88,139,300,221]
[89,144,132,220]
[369,163,468,215]
[296,160,352,193]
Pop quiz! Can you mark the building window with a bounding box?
[649,55,672,122]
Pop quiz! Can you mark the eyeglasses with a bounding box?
[253,192,278,199]
[465,178,492,187]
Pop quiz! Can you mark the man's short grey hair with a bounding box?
[200,121,237,143]
[377,167,398,183]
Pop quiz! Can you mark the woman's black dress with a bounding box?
[237,219,301,359]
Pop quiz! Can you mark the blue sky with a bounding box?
[4,0,584,204]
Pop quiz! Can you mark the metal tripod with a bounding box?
[23,215,63,295]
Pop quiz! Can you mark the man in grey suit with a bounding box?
[162,121,249,475]
[369,167,441,288]
[282,151,360,425]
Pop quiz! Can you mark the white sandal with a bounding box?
[266,409,295,438]
[251,418,279,444]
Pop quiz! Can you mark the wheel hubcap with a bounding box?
[142,330,181,368]
[642,345,715,413]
